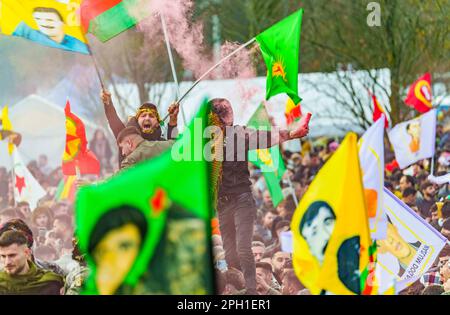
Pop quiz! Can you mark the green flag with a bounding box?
[75,100,214,295]
[80,0,151,43]
[247,103,286,207]
[256,9,303,104]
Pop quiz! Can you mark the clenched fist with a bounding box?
[100,89,113,107]
[168,102,180,126]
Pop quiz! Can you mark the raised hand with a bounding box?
[100,89,113,106]
[289,112,312,139]
[256,274,270,295]
[168,102,180,126]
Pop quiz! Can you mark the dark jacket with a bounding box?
[219,126,273,196]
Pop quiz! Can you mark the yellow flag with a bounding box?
[0,0,89,54]
[1,106,14,155]
[291,133,371,295]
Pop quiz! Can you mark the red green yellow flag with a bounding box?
[256,9,303,105]
[55,175,77,202]
[80,0,149,42]
[285,97,302,126]
[62,100,100,176]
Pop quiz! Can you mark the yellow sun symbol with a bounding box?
[256,149,274,168]
[272,58,287,82]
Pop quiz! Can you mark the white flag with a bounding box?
[280,230,293,253]
[428,173,450,185]
[358,116,387,240]
[376,187,447,293]
[11,146,46,210]
[388,109,436,169]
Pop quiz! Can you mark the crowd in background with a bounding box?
[0,117,449,294]
[213,116,450,295]
[0,130,114,294]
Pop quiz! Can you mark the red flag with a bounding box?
[62,100,100,176]
[385,159,399,174]
[285,98,302,126]
[370,91,389,128]
[404,73,433,113]
[80,0,122,33]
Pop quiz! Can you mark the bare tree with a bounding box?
[198,0,449,126]
[302,0,449,125]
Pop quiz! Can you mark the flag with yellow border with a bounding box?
[291,133,372,295]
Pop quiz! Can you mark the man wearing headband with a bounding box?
[100,89,179,164]
[209,98,311,295]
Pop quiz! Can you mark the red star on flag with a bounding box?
[150,188,168,215]
[15,175,26,195]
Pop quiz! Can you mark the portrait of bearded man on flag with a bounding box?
[1,0,89,54]
[406,120,421,154]
[299,200,361,294]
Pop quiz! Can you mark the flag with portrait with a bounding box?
[375,188,447,293]
[291,133,372,295]
[387,109,436,169]
[0,0,89,54]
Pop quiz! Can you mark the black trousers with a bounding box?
[217,192,256,292]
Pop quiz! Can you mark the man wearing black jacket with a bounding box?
[210,98,310,295]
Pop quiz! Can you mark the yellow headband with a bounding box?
[136,108,160,122]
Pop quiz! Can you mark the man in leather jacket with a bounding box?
[210,98,310,294]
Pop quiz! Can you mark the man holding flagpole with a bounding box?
[100,90,180,165]
[209,98,311,294]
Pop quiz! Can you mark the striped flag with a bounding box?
[55,175,77,202]
[80,0,150,42]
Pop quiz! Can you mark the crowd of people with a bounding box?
[0,129,117,294]
[212,113,450,295]
[0,97,449,295]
